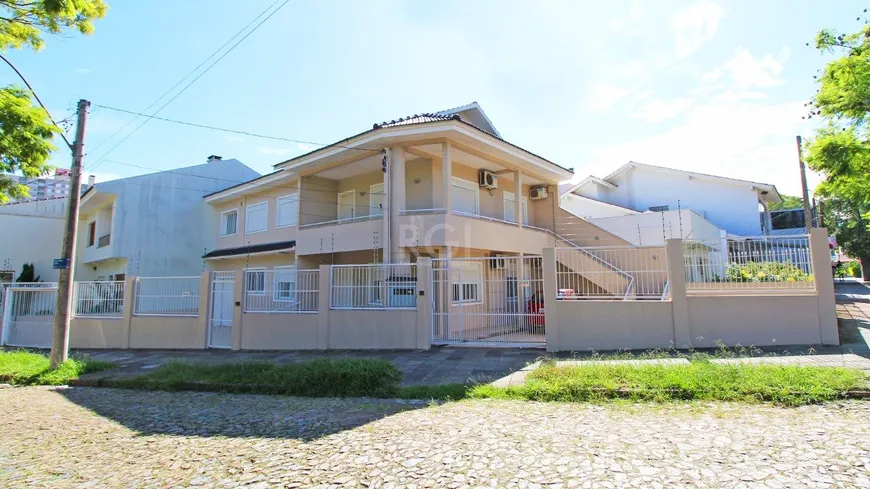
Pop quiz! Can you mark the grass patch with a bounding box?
[0,350,116,386]
[397,383,471,401]
[466,359,868,406]
[115,358,403,398]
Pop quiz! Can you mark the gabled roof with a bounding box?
[564,161,782,204]
[435,101,501,138]
[271,103,574,179]
[560,176,618,197]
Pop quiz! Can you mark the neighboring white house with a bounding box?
[0,198,68,282]
[74,156,260,280]
[560,162,783,244]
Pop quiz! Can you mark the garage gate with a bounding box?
[431,256,545,347]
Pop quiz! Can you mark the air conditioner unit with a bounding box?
[529,186,548,200]
[479,170,498,189]
[490,254,508,270]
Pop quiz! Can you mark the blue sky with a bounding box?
[2,0,861,196]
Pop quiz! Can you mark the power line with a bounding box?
[93,105,380,153]
[0,53,73,149]
[85,0,286,157]
[95,159,389,214]
[88,0,292,172]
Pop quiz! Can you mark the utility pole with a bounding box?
[50,99,89,368]
[796,135,814,236]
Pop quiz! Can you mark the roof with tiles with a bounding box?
[374,113,459,129]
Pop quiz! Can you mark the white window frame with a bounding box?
[275,193,299,229]
[369,183,384,217]
[220,208,238,237]
[337,190,356,221]
[502,191,529,225]
[451,261,483,305]
[244,267,266,296]
[273,266,297,303]
[245,201,268,235]
[451,177,480,215]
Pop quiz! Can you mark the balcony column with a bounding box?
[442,142,452,213]
[514,170,523,229]
[382,149,391,264]
[390,147,406,263]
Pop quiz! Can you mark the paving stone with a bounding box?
[2,387,870,489]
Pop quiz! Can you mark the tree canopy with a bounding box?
[804,14,870,277]
[0,0,107,202]
[768,195,803,211]
[0,0,107,51]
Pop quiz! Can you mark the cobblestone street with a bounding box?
[2,387,870,489]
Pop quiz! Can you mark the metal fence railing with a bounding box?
[244,268,319,313]
[134,277,201,316]
[329,263,417,310]
[682,235,814,292]
[555,246,668,300]
[73,281,125,318]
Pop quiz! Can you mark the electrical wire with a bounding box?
[92,105,380,153]
[88,0,292,172]
[101,158,385,202]
[0,53,74,150]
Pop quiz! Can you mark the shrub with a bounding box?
[845,260,863,278]
[724,261,811,283]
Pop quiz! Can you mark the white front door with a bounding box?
[338,190,355,221]
[208,272,234,349]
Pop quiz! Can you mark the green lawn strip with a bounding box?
[0,350,115,386]
[112,358,403,398]
[467,360,869,406]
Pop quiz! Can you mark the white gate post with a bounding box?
[542,247,559,352]
[1,286,12,346]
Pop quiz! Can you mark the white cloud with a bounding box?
[256,146,293,156]
[74,68,91,75]
[630,97,695,123]
[721,47,786,89]
[671,1,725,58]
[588,96,807,195]
[607,1,645,33]
[296,142,317,152]
[585,83,631,113]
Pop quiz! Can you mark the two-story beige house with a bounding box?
[202,102,574,274]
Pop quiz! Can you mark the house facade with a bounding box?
[75,157,260,280]
[0,198,68,283]
[560,162,783,245]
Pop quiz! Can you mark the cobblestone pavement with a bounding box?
[3,387,870,489]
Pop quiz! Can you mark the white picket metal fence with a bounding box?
[555,246,668,300]
[431,256,545,345]
[134,277,201,316]
[682,235,814,292]
[329,264,417,310]
[73,281,125,318]
[244,268,319,313]
[1,284,57,347]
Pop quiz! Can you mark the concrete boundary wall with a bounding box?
[66,261,431,351]
[543,229,839,352]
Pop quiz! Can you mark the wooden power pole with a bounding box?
[50,99,89,368]
[796,135,814,236]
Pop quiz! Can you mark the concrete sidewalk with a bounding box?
[59,280,870,387]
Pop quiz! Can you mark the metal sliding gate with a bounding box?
[431,256,545,346]
[1,284,58,348]
[207,272,234,349]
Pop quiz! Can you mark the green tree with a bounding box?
[15,262,40,282]
[804,13,870,280]
[822,198,870,282]
[0,0,107,203]
[768,194,804,211]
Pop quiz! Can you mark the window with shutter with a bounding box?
[451,178,479,215]
[276,194,298,228]
[503,192,529,224]
[245,202,268,234]
[220,209,238,236]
